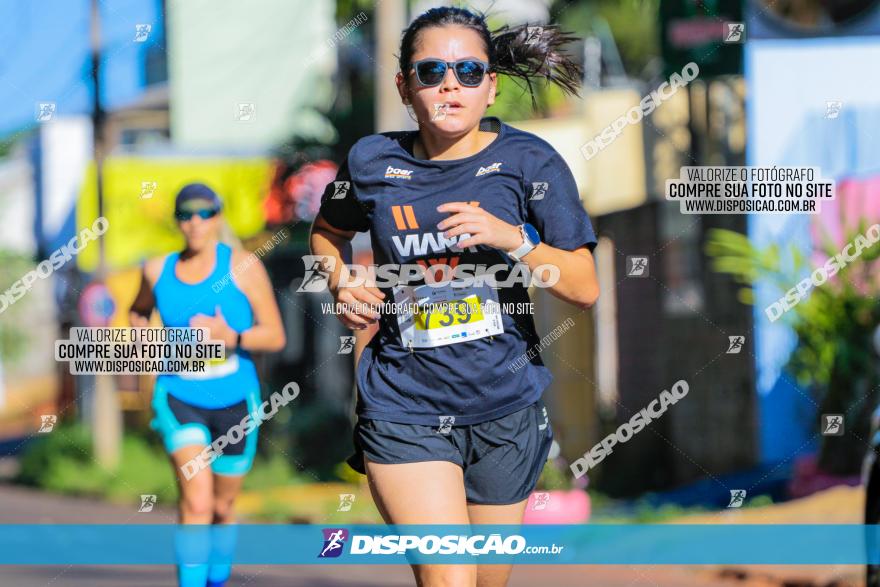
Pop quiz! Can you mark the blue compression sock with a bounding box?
[174,525,211,587]
[207,524,238,585]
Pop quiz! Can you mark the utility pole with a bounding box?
[375,0,412,133]
[89,0,121,469]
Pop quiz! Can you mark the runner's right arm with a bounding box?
[310,148,385,331]
[310,213,384,330]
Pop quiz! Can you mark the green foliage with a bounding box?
[0,126,31,159]
[746,494,774,508]
[15,425,311,504]
[537,457,576,490]
[15,424,178,503]
[554,0,661,76]
[631,501,706,523]
[706,224,880,474]
[488,75,567,121]
[255,495,304,523]
[274,401,355,480]
[334,0,375,21]
[0,249,34,362]
[241,454,307,491]
[334,460,364,484]
[631,493,773,522]
[590,493,773,523]
[705,227,880,390]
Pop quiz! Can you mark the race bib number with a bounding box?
[178,350,239,380]
[393,281,503,349]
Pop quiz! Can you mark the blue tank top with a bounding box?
[153,242,259,408]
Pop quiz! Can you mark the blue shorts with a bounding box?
[347,399,553,505]
[150,383,260,476]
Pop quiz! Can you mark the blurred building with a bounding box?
[2,0,345,444]
[513,62,754,496]
[166,0,336,150]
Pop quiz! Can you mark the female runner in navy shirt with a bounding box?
[310,7,598,587]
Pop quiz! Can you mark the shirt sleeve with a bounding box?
[526,150,597,252]
[317,150,371,233]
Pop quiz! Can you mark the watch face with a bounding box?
[523,223,541,245]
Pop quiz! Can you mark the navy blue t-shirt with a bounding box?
[318,116,597,425]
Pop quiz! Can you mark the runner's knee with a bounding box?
[414,563,476,587]
[213,495,236,522]
[181,492,213,519]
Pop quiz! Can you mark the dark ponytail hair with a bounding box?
[398,6,583,110]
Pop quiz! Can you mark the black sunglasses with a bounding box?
[410,59,490,87]
[175,208,219,221]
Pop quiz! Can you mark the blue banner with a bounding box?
[1,524,878,565]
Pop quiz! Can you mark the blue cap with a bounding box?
[174,183,222,213]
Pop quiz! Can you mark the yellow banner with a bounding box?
[76,156,272,272]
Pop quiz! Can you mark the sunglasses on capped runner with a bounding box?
[410,59,490,87]
[175,208,219,222]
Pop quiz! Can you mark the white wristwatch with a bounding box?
[506,223,541,262]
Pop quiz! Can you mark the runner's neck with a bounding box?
[414,127,497,161]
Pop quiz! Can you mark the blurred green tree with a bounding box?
[0,248,33,363]
[553,0,661,77]
[706,217,880,475]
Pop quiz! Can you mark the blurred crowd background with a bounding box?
[0,0,879,528]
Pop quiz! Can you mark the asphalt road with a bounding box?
[0,484,857,586]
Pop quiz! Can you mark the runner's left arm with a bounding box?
[438,149,598,309]
[229,251,286,352]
